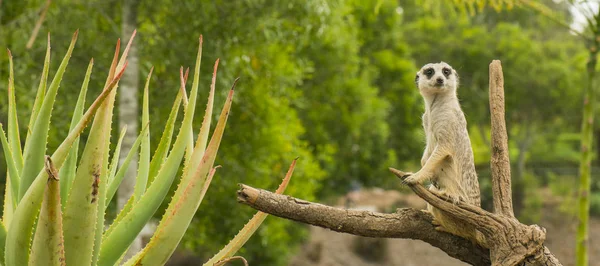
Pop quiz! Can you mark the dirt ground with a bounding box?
[287,188,600,266]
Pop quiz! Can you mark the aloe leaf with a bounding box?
[133,67,153,201]
[105,124,148,206]
[124,167,219,266]
[2,181,14,228]
[167,60,218,220]
[125,86,235,266]
[98,37,203,266]
[147,79,185,187]
[29,156,65,266]
[6,50,24,174]
[92,32,137,266]
[204,158,296,265]
[179,67,195,168]
[107,126,127,186]
[4,62,128,266]
[18,30,78,202]
[196,59,218,158]
[0,216,6,263]
[0,125,20,206]
[59,58,93,208]
[26,34,51,149]
[103,192,135,238]
[63,32,136,266]
[62,76,111,266]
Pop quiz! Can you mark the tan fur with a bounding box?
[405,62,486,247]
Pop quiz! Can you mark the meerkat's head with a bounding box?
[415,62,459,97]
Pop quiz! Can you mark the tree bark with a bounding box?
[118,0,141,260]
[488,60,514,218]
[237,184,491,266]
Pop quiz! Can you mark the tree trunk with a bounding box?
[118,0,141,261]
[575,18,599,265]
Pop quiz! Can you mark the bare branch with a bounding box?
[236,184,491,266]
[488,60,514,217]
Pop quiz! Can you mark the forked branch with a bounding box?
[236,184,490,266]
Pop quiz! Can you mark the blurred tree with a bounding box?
[295,0,422,194]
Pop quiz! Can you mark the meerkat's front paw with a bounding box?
[401,173,418,185]
[403,171,430,185]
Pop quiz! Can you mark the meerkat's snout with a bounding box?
[435,77,444,86]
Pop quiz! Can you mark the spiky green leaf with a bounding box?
[125,87,235,266]
[18,30,78,202]
[133,67,153,201]
[98,37,203,266]
[107,126,127,186]
[147,81,184,187]
[59,58,93,208]
[26,34,51,146]
[6,50,23,174]
[105,124,148,206]
[29,157,65,266]
[0,125,20,206]
[4,59,128,266]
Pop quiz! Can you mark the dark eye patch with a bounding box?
[442,68,451,77]
[424,68,434,78]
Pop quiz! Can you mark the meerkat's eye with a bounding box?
[424,68,434,77]
[442,68,451,76]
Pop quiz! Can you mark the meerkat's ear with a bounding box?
[415,72,420,86]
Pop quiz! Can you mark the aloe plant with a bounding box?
[1,31,293,266]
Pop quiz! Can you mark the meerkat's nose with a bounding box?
[436,78,444,85]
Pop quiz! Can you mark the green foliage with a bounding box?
[520,171,543,224]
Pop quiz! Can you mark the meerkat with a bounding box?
[402,61,485,247]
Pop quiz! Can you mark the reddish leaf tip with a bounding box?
[7,48,12,57]
[213,59,220,73]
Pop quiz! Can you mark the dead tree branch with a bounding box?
[236,184,490,266]
[488,60,514,217]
